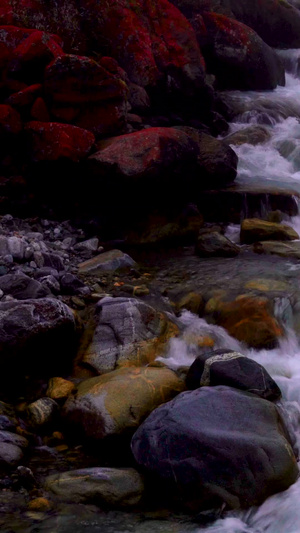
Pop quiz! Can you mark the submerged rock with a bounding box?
[63,366,185,441]
[45,467,144,507]
[186,348,281,400]
[253,240,300,259]
[131,386,298,510]
[223,125,271,146]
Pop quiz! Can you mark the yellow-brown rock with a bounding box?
[175,292,204,316]
[240,218,298,244]
[28,498,52,512]
[63,366,185,440]
[213,295,283,349]
[46,377,75,401]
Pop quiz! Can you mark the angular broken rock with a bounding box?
[78,249,135,274]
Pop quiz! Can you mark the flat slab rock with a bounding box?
[131,386,298,510]
[78,249,135,274]
[45,467,144,507]
[186,348,281,401]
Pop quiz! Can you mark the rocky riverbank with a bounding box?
[2,0,300,531]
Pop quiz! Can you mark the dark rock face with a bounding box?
[131,386,299,510]
[0,298,78,389]
[0,272,50,299]
[186,348,282,400]
[202,12,285,90]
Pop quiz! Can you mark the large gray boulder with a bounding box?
[131,386,298,510]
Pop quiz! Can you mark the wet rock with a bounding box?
[202,12,285,90]
[240,218,299,244]
[25,121,95,162]
[210,295,283,349]
[78,250,135,275]
[76,297,179,374]
[46,377,75,401]
[0,298,78,387]
[26,397,58,427]
[253,240,300,259]
[45,467,144,507]
[186,348,281,401]
[63,367,185,440]
[0,272,50,299]
[131,386,298,510]
[224,126,271,146]
[28,497,51,512]
[195,231,240,257]
[172,291,205,316]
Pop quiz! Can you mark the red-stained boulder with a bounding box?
[89,127,199,180]
[0,1,206,94]
[44,54,128,136]
[0,25,34,68]
[25,121,95,162]
[6,83,42,108]
[0,103,22,138]
[201,12,285,90]
[7,29,64,81]
[30,97,49,121]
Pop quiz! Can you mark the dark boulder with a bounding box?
[201,12,285,90]
[131,386,298,510]
[195,231,240,257]
[186,348,282,401]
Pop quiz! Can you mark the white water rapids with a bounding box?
[158,50,300,532]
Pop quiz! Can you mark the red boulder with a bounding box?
[0,104,22,138]
[25,121,95,162]
[44,54,128,136]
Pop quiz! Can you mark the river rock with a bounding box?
[195,231,240,257]
[76,297,179,375]
[253,240,300,259]
[0,272,50,299]
[26,397,58,427]
[224,126,271,146]
[131,386,298,510]
[186,348,281,401]
[210,295,283,349]
[0,298,78,386]
[46,377,75,401]
[240,218,299,244]
[63,366,185,441]
[78,250,135,275]
[201,12,285,90]
[45,467,144,507]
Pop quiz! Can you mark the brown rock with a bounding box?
[241,218,299,244]
[46,377,75,401]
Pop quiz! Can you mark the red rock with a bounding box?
[30,97,50,122]
[6,83,42,107]
[0,25,34,68]
[201,12,285,90]
[0,104,22,137]
[0,1,205,92]
[89,127,199,179]
[9,30,64,75]
[25,121,95,162]
[44,54,128,136]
